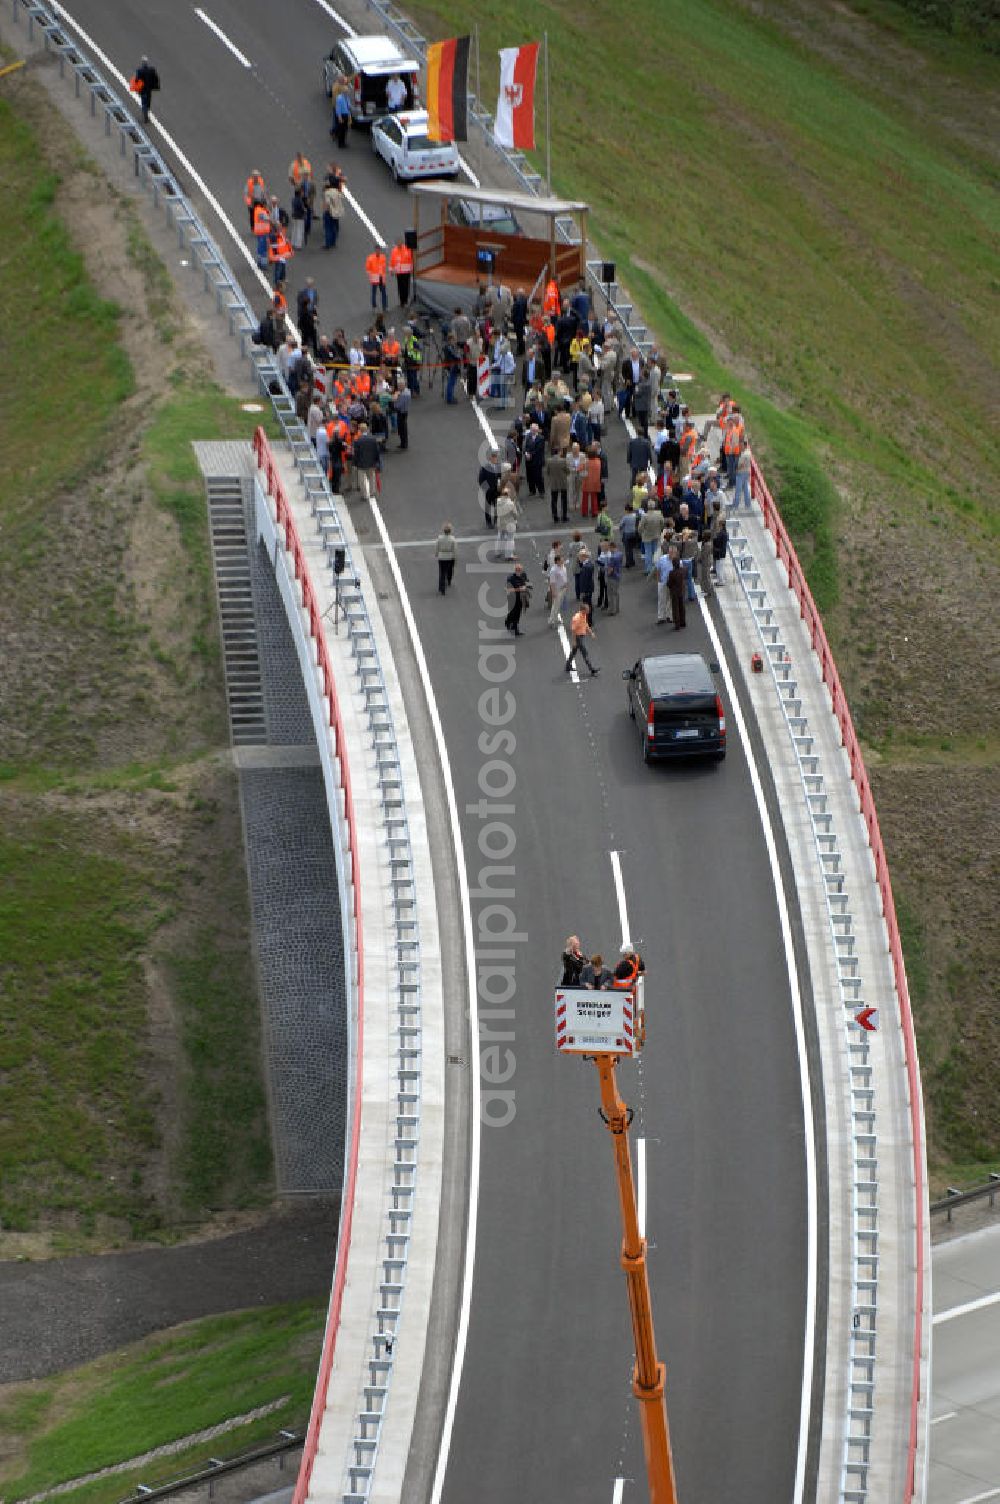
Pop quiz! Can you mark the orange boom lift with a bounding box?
[555,970,679,1504]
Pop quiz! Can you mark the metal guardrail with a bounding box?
[121,1430,303,1503]
[7,7,425,1503]
[748,460,927,1504]
[931,1172,1000,1220]
[726,508,880,1504]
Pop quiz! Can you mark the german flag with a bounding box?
[426,35,470,142]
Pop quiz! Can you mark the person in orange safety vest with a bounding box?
[288,152,312,190]
[245,170,267,228]
[267,225,294,287]
[723,407,745,486]
[252,199,271,268]
[388,240,414,307]
[366,246,388,312]
[382,329,402,366]
[543,277,560,317]
[679,419,698,473]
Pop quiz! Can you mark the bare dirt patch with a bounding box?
[0,68,269,1252]
[869,762,1000,1187]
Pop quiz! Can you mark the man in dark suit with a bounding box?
[478,449,502,528]
[522,340,546,391]
[618,348,642,419]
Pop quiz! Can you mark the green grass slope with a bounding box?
[412,0,1000,1183]
[0,77,272,1245]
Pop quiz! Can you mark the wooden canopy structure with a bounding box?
[408,181,590,317]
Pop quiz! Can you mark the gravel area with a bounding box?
[0,1200,339,1382]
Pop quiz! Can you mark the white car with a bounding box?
[370,110,460,182]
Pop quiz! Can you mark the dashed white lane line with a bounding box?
[194,8,251,68]
[307,0,357,34]
[50,0,273,295]
[610,850,630,949]
[611,1479,625,1504]
[930,1410,958,1425]
[557,616,579,684]
[471,397,580,682]
[934,1289,1000,1325]
[637,1137,647,1240]
[955,1490,1000,1504]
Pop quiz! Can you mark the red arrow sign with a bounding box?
[855,1007,878,1031]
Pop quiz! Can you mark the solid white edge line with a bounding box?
[637,1136,646,1240]
[364,493,480,1504]
[934,1289,1000,1325]
[610,850,631,950]
[193,7,252,68]
[612,1478,625,1504]
[50,0,273,296]
[699,598,818,1504]
[55,1,385,266]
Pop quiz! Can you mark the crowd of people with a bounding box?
[245,145,754,651]
[457,274,754,669]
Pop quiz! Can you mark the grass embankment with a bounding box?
[0,81,269,1243]
[413,0,999,1186]
[0,1300,324,1504]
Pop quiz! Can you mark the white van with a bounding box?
[323,35,420,123]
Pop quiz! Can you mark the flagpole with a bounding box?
[544,31,551,197]
[475,26,482,185]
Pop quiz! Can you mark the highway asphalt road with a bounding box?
[50,3,819,1498]
[930,1223,1000,1503]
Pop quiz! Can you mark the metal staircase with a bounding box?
[206,477,267,745]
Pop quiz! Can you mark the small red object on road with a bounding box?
[751,651,763,673]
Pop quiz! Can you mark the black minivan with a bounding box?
[623,653,726,762]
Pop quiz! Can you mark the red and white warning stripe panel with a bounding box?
[554,987,638,1057]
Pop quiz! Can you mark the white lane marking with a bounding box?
[307,0,357,34]
[930,1410,958,1424]
[360,524,582,551]
[55,1,384,269]
[343,184,386,247]
[610,850,630,949]
[699,599,817,1504]
[557,616,579,684]
[637,1136,646,1239]
[50,1,272,296]
[956,1490,1000,1504]
[194,8,251,68]
[363,493,480,1504]
[471,397,580,683]
[612,1480,625,1504]
[470,394,496,445]
[934,1289,1000,1325]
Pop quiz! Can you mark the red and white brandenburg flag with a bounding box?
[494,43,539,151]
